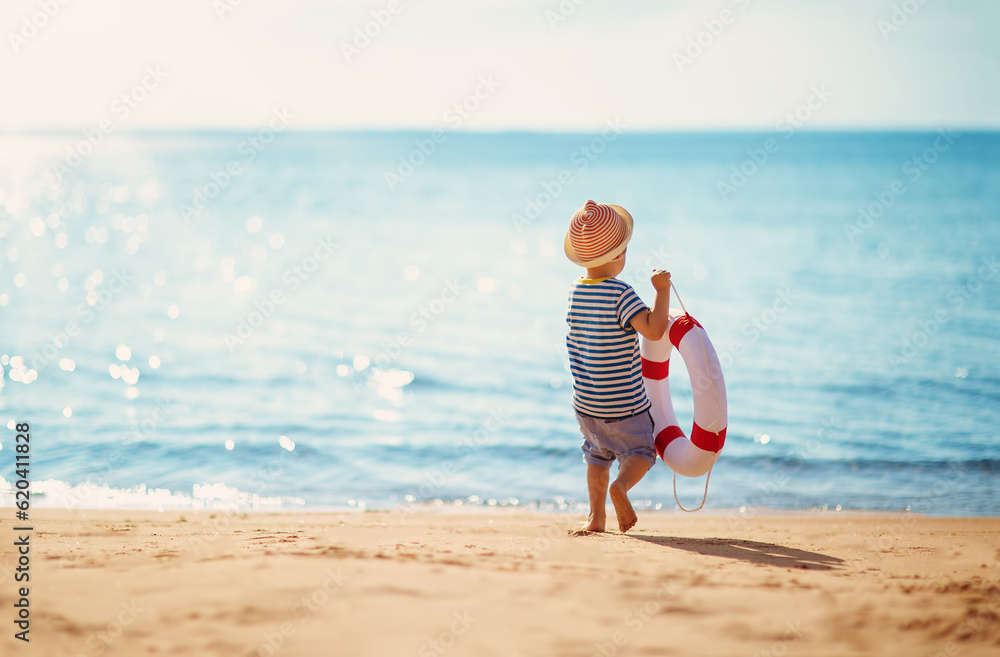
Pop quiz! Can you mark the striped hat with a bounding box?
[564,199,634,267]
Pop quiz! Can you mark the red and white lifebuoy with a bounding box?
[641,299,728,509]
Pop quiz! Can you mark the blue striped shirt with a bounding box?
[566,277,650,419]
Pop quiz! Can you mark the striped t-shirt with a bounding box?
[566,277,651,419]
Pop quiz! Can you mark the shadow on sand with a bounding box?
[631,535,844,570]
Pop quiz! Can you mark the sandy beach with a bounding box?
[1,509,997,656]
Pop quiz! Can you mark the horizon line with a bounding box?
[1,126,997,137]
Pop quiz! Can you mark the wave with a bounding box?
[0,476,304,511]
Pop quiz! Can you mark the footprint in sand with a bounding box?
[568,529,603,537]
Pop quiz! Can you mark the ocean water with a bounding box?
[0,130,998,516]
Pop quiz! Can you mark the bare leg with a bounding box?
[609,456,650,533]
[583,464,610,532]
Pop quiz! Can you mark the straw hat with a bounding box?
[564,199,634,267]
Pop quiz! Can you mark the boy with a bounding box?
[565,200,671,533]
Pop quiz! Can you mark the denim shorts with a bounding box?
[576,410,656,470]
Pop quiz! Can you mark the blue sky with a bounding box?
[1,0,997,131]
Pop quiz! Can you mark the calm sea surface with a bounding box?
[0,130,998,515]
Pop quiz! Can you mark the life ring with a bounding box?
[640,292,728,510]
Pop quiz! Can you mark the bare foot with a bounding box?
[582,513,605,533]
[609,481,637,533]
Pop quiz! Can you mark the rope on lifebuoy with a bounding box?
[668,281,718,513]
[673,468,712,513]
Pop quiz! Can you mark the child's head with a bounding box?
[565,200,633,275]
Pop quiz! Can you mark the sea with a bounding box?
[0,129,998,516]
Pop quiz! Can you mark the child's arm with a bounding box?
[629,271,671,340]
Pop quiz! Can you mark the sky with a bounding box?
[0,0,998,132]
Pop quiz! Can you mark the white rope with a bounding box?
[673,468,712,513]
[666,280,720,513]
[669,280,689,316]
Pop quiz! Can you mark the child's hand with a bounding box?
[651,270,671,291]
